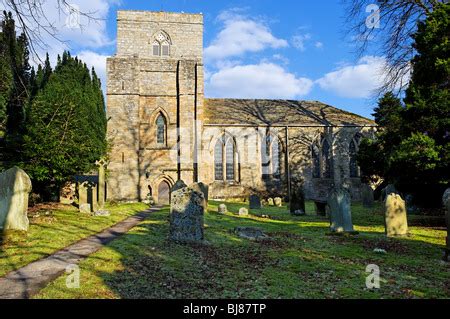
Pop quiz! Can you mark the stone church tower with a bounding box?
[107,11,204,202]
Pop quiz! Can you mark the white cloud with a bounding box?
[0,0,119,61]
[206,62,313,99]
[316,56,387,98]
[76,50,108,92]
[314,41,323,49]
[292,33,311,52]
[204,9,288,62]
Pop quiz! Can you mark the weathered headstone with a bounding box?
[384,193,408,237]
[361,184,374,208]
[314,201,327,216]
[274,197,282,207]
[234,227,268,241]
[79,181,97,212]
[327,188,354,233]
[172,180,187,192]
[381,184,398,202]
[79,203,91,214]
[95,159,108,209]
[239,207,249,216]
[249,195,261,209]
[405,194,420,215]
[267,198,274,206]
[290,187,306,215]
[169,180,204,242]
[190,182,208,212]
[218,203,227,214]
[0,167,32,231]
[442,188,450,261]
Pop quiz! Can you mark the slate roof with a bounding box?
[203,99,375,127]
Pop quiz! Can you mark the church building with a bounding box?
[106,10,376,204]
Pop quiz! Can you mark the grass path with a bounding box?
[34,201,450,299]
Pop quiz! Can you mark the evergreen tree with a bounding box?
[358,3,450,207]
[22,51,107,199]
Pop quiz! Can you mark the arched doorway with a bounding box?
[158,181,170,205]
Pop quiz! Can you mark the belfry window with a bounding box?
[156,114,166,145]
[214,134,238,182]
[152,32,171,57]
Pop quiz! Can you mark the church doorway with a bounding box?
[158,181,171,205]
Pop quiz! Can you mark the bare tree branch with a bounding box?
[1,0,104,62]
[342,0,446,97]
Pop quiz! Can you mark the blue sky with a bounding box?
[1,0,389,118]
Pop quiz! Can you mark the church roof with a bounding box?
[203,99,375,127]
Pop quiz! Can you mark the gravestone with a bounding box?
[218,203,227,214]
[234,227,268,241]
[0,167,32,231]
[290,187,306,215]
[267,198,274,206]
[274,197,282,207]
[79,181,98,213]
[384,193,408,237]
[361,184,374,208]
[239,207,249,216]
[190,182,208,212]
[169,180,204,242]
[405,194,420,215]
[327,188,355,233]
[79,203,91,214]
[249,195,261,209]
[95,159,108,209]
[172,180,187,192]
[443,188,450,261]
[314,201,327,216]
[197,182,209,202]
[381,184,398,202]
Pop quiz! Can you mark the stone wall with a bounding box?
[107,11,204,202]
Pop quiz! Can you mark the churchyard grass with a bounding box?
[34,200,449,299]
[0,202,148,277]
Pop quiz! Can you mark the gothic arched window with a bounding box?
[311,142,321,178]
[261,133,282,180]
[349,134,361,178]
[152,32,171,57]
[156,114,167,145]
[322,138,332,178]
[214,134,238,182]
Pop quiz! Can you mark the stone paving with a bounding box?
[0,207,161,299]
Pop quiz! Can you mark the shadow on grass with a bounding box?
[88,201,449,299]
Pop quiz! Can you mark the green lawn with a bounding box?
[0,202,148,277]
[33,200,450,299]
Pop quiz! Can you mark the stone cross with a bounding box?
[95,159,108,209]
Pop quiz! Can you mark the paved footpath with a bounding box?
[0,206,161,299]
